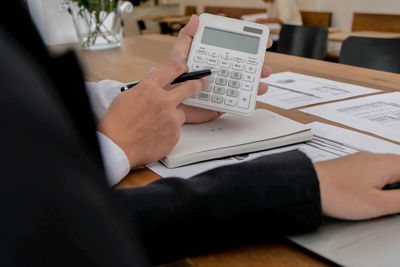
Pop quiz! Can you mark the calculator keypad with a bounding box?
[187,48,259,113]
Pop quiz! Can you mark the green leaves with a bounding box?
[71,0,119,14]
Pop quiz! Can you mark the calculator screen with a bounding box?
[201,27,260,55]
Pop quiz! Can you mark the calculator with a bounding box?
[183,13,269,116]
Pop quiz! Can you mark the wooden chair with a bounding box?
[352,13,400,33]
[300,11,332,27]
[204,6,265,19]
[184,6,197,16]
[339,37,400,73]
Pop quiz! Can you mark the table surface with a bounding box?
[328,30,400,42]
[76,34,400,267]
[140,14,191,24]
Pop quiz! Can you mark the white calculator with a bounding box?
[183,13,269,116]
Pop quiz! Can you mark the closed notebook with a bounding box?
[161,109,312,168]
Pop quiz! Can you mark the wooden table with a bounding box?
[77,34,400,266]
[328,30,400,42]
[140,15,191,25]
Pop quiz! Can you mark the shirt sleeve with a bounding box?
[97,131,131,186]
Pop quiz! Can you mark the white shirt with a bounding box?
[86,80,132,187]
[267,0,303,25]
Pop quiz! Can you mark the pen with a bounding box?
[120,69,218,92]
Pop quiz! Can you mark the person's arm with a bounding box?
[117,150,322,265]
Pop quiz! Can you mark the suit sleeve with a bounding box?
[118,150,322,265]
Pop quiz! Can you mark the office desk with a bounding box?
[77,34,400,267]
[328,31,400,43]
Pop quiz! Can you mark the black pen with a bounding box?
[120,69,218,92]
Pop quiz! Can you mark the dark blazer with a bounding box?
[0,1,322,266]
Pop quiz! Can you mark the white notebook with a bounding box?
[161,109,312,168]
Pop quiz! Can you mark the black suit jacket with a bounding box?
[0,2,322,266]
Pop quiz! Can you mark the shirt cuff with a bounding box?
[96,131,131,187]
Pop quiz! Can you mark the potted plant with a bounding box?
[60,0,133,50]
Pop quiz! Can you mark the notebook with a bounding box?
[161,109,312,168]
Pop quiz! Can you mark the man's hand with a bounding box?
[315,151,400,220]
[98,61,209,168]
[170,15,273,123]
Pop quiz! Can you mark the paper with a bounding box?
[147,122,400,179]
[301,92,400,142]
[258,72,381,109]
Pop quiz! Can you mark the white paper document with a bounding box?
[257,72,381,109]
[147,122,400,179]
[301,92,400,142]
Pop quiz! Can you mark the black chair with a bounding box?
[137,20,146,35]
[159,22,172,35]
[277,24,328,60]
[339,37,400,73]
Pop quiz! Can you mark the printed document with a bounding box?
[258,72,381,109]
[147,122,400,179]
[301,92,400,142]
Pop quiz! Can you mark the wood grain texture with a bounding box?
[301,11,332,27]
[203,6,266,19]
[352,13,400,33]
[74,34,400,267]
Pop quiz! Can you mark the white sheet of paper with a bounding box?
[147,122,400,179]
[301,92,400,142]
[257,72,381,109]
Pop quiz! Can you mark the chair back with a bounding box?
[137,20,146,35]
[184,6,197,16]
[339,37,400,73]
[277,24,328,59]
[159,22,172,35]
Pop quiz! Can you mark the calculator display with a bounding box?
[201,27,260,55]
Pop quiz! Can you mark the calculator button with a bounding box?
[243,74,255,82]
[208,51,220,58]
[206,58,218,66]
[225,97,237,106]
[238,92,251,109]
[194,55,206,63]
[198,92,210,101]
[232,63,244,71]
[196,49,207,55]
[234,56,245,63]
[220,60,231,68]
[213,86,226,95]
[211,94,224,104]
[217,69,229,77]
[230,71,242,80]
[204,85,213,92]
[222,54,233,60]
[209,76,215,83]
[226,88,239,97]
[192,63,203,71]
[247,58,258,65]
[245,65,257,74]
[215,77,228,86]
[242,82,253,91]
[228,80,241,89]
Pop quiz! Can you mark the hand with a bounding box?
[98,61,209,168]
[170,15,273,123]
[314,151,400,220]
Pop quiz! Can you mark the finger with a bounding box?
[258,82,268,95]
[149,61,188,88]
[378,189,400,216]
[175,108,186,126]
[261,65,272,78]
[178,104,223,124]
[267,38,273,49]
[146,67,158,79]
[169,15,199,62]
[169,77,209,105]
